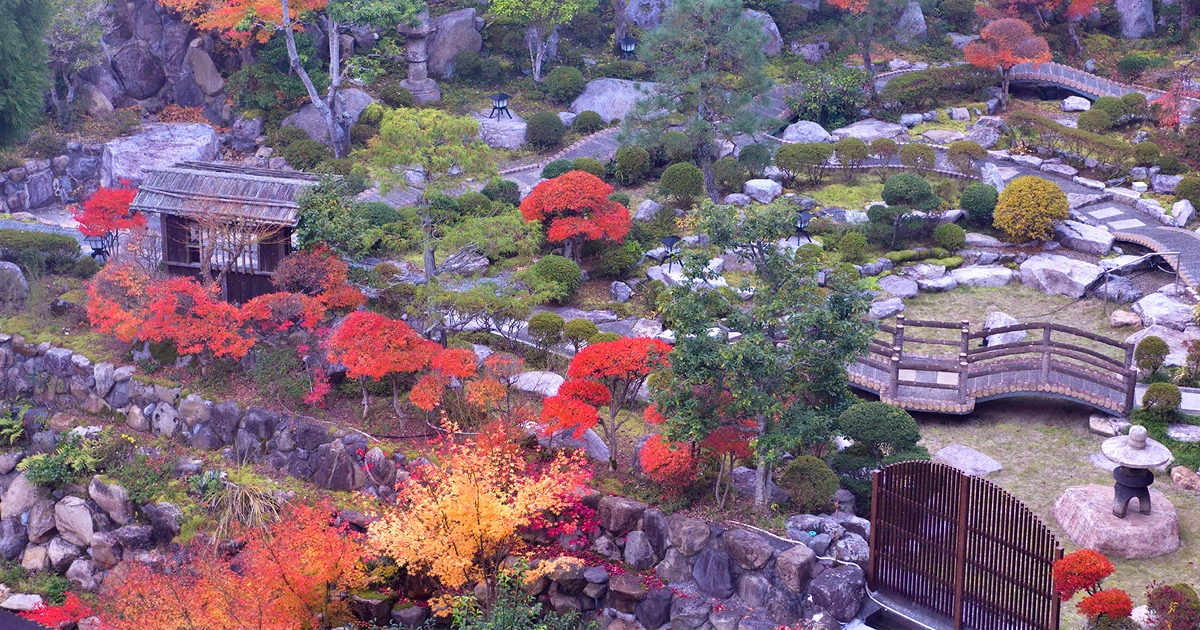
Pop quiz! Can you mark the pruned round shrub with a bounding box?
[713,156,749,194]
[573,157,606,179]
[738,143,773,177]
[834,137,869,171]
[598,241,641,278]
[564,318,599,351]
[1135,335,1170,377]
[377,82,416,108]
[1176,176,1200,205]
[360,201,401,227]
[1091,96,1126,120]
[1142,382,1181,421]
[544,66,586,104]
[775,142,833,184]
[662,131,695,164]
[541,159,576,179]
[71,257,102,279]
[934,223,966,251]
[898,143,936,173]
[946,140,987,174]
[1133,141,1161,166]
[882,173,938,211]
[614,145,651,185]
[871,138,899,163]
[572,110,605,134]
[589,331,621,344]
[1158,154,1186,175]
[482,177,521,206]
[1077,109,1112,133]
[777,455,840,514]
[280,139,332,171]
[838,402,921,463]
[527,311,566,349]
[1121,92,1148,115]
[532,255,583,303]
[837,231,867,264]
[660,162,704,207]
[527,112,567,151]
[961,182,999,227]
[994,176,1068,242]
[457,191,493,217]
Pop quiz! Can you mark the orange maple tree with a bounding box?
[271,246,365,311]
[540,336,671,469]
[638,433,698,497]
[86,262,152,343]
[964,18,1051,108]
[73,181,144,262]
[139,276,256,362]
[519,171,631,263]
[103,500,366,630]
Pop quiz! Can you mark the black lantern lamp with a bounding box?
[489,92,512,119]
[83,234,109,262]
[795,212,813,243]
[618,36,638,60]
[660,235,682,272]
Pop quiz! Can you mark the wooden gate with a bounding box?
[868,461,1063,630]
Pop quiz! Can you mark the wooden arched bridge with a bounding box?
[848,316,1137,416]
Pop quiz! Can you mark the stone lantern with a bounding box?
[1101,424,1172,518]
[397,13,441,105]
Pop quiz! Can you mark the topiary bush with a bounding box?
[544,66,586,104]
[527,311,566,351]
[541,159,576,179]
[1091,96,1126,120]
[1077,109,1112,133]
[532,255,583,303]
[1146,583,1200,630]
[1133,141,1161,166]
[280,139,332,171]
[933,223,966,251]
[377,81,416,108]
[1135,335,1170,378]
[660,162,704,207]
[775,142,833,184]
[1176,176,1200,205]
[0,230,80,272]
[1121,92,1148,116]
[614,145,651,185]
[573,157,606,179]
[960,182,999,227]
[838,402,921,464]
[360,201,401,227]
[482,177,521,206]
[527,112,567,151]
[777,455,840,514]
[1157,153,1186,175]
[1142,382,1182,422]
[589,331,621,344]
[882,173,938,211]
[713,156,749,194]
[946,140,987,175]
[564,318,599,353]
[837,231,867,264]
[738,143,773,178]
[572,110,605,134]
[898,143,937,174]
[598,241,642,278]
[994,176,1068,242]
[662,131,694,164]
[457,191,493,217]
[871,138,899,164]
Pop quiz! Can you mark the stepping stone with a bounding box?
[1089,414,1130,437]
[1109,219,1146,230]
[1167,425,1200,443]
[1089,452,1118,472]
[1088,207,1123,220]
[935,444,1002,476]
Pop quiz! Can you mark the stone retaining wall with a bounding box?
[1,144,105,213]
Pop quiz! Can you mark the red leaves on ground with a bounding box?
[19,593,94,627]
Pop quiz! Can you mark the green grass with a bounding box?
[807,181,885,210]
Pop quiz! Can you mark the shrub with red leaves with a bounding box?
[1077,589,1133,621]
[1053,548,1115,599]
[19,593,94,628]
[638,434,698,497]
[1146,582,1200,630]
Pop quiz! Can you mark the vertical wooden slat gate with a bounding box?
[868,461,1063,630]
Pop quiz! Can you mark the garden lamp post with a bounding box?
[660,235,682,272]
[618,37,638,60]
[795,212,813,244]
[489,92,512,119]
[83,233,109,262]
[1101,425,1172,518]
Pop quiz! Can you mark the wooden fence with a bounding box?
[869,460,1063,630]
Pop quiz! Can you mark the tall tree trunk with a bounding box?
[861,25,876,96]
[613,0,628,41]
[606,421,618,470]
[1001,69,1011,110]
[64,75,78,133]
[360,376,370,419]
[1066,21,1083,59]
[527,25,553,82]
[326,14,349,158]
[280,0,344,158]
[700,150,719,202]
[754,455,769,509]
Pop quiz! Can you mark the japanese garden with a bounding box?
[3,0,1200,625]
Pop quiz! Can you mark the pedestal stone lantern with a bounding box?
[1101,425,1173,518]
[397,13,442,105]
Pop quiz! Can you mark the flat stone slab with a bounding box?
[0,594,43,612]
[1089,414,1130,437]
[1053,484,1180,559]
[934,444,1002,476]
[1167,425,1200,442]
[1109,218,1146,229]
[511,371,564,397]
[1089,453,1119,471]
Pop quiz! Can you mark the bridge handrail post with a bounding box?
[1124,342,1136,414]
[1041,325,1052,379]
[959,321,970,403]
[891,316,905,399]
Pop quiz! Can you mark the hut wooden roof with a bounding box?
[129,161,322,226]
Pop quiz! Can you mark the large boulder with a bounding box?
[830,119,906,144]
[624,530,658,570]
[743,179,782,203]
[1054,220,1114,255]
[185,46,224,97]
[473,111,527,149]
[776,544,816,593]
[743,10,782,56]
[312,440,368,491]
[1061,96,1092,112]
[692,548,735,598]
[1115,0,1155,38]
[0,518,27,561]
[950,265,1014,288]
[54,496,94,547]
[879,275,918,298]
[1019,253,1102,298]
[782,120,832,143]
[894,1,928,44]
[88,476,135,525]
[983,311,1026,346]
[1132,293,1194,332]
[598,496,647,534]
[101,123,219,187]
[667,514,711,555]
[282,88,375,145]
[869,297,905,320]
[111,42,166,100]
[807,564,867,622]
[79,82,114,117]
[624,0,673,29]
[1,472,45,520]
[427,9,482,79]
[0,262,28,305]
[1053,485,1177,558]
[723,529,774,570]
[570,79,656,123]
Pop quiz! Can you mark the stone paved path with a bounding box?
[500,129,622,194]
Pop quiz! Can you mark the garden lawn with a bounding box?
[916,397,1200,627]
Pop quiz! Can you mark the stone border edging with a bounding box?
[497,128,621,176]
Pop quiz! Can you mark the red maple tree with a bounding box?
[1053,548,1115,599]
[964,18,1051,108]
[139,276,255,362]
[519,171,631,263]
[86,262,152,343]
[74,181,144,262]
[638,434,698,497]
[541,337,671,468]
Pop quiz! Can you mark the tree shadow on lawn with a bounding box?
[914,396,1200,620]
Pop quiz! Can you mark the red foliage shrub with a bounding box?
[1146,582,1200,630]
[19,593,94,627]
[1053,548,1115,599]
[638,434,698,496]
[1077,589,1133,620]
